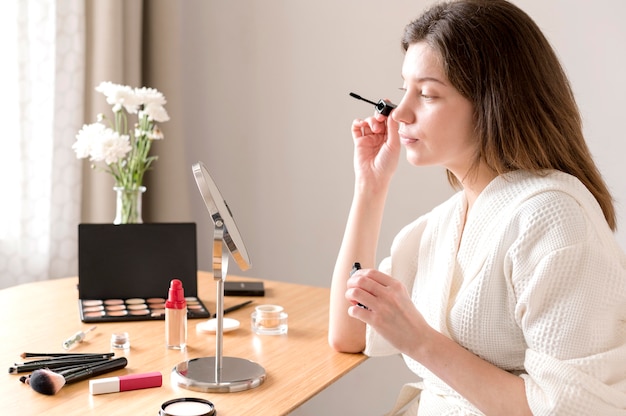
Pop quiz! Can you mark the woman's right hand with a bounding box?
[351,111,401,192]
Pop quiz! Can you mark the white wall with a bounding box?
[159,1,625,414]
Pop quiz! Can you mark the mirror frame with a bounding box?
[192,161,251,271]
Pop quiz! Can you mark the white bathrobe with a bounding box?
[365,170,626,415]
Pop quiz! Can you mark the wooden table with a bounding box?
[0,272,366,415]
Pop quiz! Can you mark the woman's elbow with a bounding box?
[328,333,365,353]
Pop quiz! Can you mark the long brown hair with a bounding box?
[402,0,616,230]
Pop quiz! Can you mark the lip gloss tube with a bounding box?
[89,371,162,395]
[165,279,187,349]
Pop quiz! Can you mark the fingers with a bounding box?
[349,267,394,286]
[385,111,401,147]
[345,268,392,310]
[351,115,388,139]
[351,118,368,138]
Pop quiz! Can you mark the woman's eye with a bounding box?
[397,87,435,100]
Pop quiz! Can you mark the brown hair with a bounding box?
[402,0,616,230]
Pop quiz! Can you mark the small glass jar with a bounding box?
[111,332,130,349]
[251,305,288,335]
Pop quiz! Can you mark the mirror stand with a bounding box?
[172,220,266,392]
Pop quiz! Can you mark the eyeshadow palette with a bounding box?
[78,296,210,323]
[78,223,209,323]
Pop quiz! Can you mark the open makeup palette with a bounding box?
[77,222,210,322]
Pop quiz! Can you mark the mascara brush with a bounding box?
[349,92,397,116]
[22,357,128,395]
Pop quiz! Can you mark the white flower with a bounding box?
[73,122,132,164]
[95,81,141,114]
[136,87,170,123]
[74,81,169,190]
[142,102,170,122]
[90,130,132,165]
[73,123,104,159]
[134,87,166,106]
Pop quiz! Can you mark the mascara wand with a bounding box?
[349,92,378,106]
[349,92,397,116]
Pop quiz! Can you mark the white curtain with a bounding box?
[0,0,85,289]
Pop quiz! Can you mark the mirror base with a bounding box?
[172,356,266,393]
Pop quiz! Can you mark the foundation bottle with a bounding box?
[165,279,187,349]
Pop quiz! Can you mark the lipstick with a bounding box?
[89,371,162,395]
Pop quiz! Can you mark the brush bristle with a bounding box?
[27,369,66,395]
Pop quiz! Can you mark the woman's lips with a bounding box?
[399,133,418,145]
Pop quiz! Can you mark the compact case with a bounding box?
[77,223,210,322]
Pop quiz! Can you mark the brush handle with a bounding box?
[22,352,114,359]
[17,354,114,366]
[10,356,113,373]
[17,359,114,383]
[64,357,128,384]
[53,359,114,375]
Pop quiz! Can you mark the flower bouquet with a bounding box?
[72,81,169,224]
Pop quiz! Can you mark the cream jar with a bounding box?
[251,304,288,335]
[159,398,215,416]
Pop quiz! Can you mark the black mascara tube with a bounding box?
[350,262,369,310]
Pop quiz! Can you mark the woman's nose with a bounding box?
[391,98,414,125]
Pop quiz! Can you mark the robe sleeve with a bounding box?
[510,193,626,414]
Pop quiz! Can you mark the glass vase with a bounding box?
[113,186,146,225]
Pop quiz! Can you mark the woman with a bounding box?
[329,0,626,414]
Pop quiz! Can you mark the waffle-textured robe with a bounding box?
[365,170,626,415]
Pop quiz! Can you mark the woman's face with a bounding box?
[392,42,476,178]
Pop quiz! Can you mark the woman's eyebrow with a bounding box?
[401,72,447,86]
[415,76,447,86]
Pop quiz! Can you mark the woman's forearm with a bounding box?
[328,188,388,352]
[411,328,532,416]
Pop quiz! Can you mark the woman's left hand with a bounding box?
[345,267,430,355]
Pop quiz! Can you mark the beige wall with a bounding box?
[149,0,625,286]
[145,1,626,413]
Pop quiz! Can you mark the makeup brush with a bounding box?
[14,353,112,364]
[9,355,113,373]
[23,357,128,395]
[24,369,67,395]
[17,357,114,384]
[21,352,114,359]
[18,358,116,385]
[20,360,104,384]
[15,359,113,378]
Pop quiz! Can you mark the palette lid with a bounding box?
[78,223,198,300]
